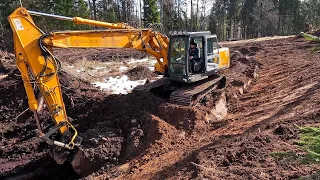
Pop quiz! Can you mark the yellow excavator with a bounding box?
[8,7,230,175]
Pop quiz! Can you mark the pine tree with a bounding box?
[143,0,160,24]
[241,0,257,38]
[208,6,217,35]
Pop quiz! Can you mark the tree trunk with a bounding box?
[223,0,227,40]
[92,0,97,20]
[88,0,93,20]
[140,0,142,27]
[196,0,199,30]
[191,0,193,31]
[122,0,126,21]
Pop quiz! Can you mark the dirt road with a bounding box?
[1,36,320,179]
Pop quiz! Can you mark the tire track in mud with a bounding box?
[187,38,320,179]
[222,38,320,132]
[129,37,320,179]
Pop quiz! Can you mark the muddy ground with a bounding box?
[1,36,320,180]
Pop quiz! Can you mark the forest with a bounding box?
[1,0,320,49]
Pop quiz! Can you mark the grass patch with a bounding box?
[270,151,298,161]
[271,126,320,164]
[300,32,320,52]
[296,126,320,164]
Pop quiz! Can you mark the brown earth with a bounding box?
[1,37,320,180]
[125,66,156,81]
[54,48,147,64]
[312,30,320,37]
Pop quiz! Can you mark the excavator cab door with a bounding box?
[168,36,188,77]
[204,35,220,73]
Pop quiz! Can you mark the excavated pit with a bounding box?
[5,37,313,179]
[0,48,253,179]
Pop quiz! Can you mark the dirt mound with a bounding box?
[238,45,262,56]
[312,30,320,37]
[0,51,15,73]
[221,50,262,113]
[272,124,299,142]
[56,46,260,177]
[54,48,147,63]
[125,66,156,81]
[196,131,305,179]
[0,71,43,175]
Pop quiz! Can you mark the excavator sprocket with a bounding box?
[170,75,226,106]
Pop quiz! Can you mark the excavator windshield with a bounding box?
[169,36,187,76]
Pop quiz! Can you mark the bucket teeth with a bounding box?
[70,148,93,176]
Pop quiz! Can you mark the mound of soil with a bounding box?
[54,48,147,63]
[125,66,156,81]
[220,50,262,114]
[312,30,320,37]
[238,45,263,56]
[0,73,43,176]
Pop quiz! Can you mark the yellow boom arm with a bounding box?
[8,7,169,149]
[43,29,169,71]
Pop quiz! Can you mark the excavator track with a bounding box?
[170,75,226,106]
[134,77,170,91]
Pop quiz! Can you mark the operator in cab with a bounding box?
[189,39,200,73]
[189,40,200,60]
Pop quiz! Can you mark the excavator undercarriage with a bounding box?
[134,75,226,106]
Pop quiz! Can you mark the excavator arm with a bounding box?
[43,29,169,72]
[8,7,169,175]
[8,7,75,146]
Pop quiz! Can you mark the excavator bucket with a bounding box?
[49,143,99,176]
[70,148,96,176]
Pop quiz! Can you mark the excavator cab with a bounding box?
[168,31,230,83]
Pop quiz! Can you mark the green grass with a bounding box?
[270,126,320,164]
[296,126,320,163]
[270,151,298,162]
[301,32,320,52]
